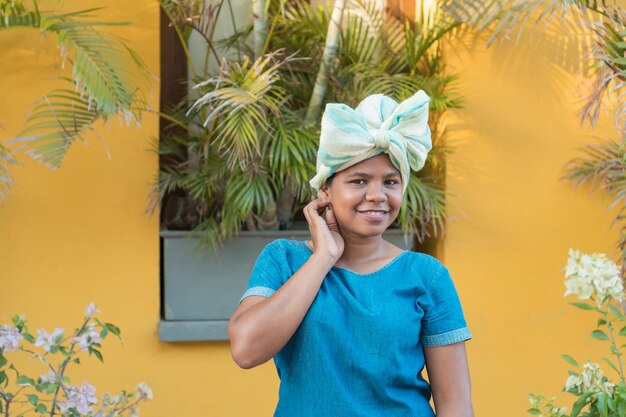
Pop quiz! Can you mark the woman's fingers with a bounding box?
[325,207,338,231]
[304,199,330,220]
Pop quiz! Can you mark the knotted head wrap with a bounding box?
[309,90,432,194]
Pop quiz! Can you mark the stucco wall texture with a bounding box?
[0,1,622,416]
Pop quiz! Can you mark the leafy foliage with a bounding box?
[442,0,626,274]
[562,138,626,270]
[0,0,149,196]
[158,0,465,251]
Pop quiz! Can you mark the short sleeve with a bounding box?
[420,263,472,348]
[239,240,289,303]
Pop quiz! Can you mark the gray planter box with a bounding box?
[159,229,412,342]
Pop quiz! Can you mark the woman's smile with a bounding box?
[356,209,390,221]
[321,153,403,236]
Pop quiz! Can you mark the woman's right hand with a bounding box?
[303,198,344,262]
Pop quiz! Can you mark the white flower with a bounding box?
[39,370,56,384]
[60,381,98,415]
[85,303,100,318]
[136,382,153,400]
[34,328,64,352]
[72,324,101,350]
[0,325,23,352]
[563,362,615,395]
[564,249,623,306]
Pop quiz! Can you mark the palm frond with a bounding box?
[340,0,384,66]
[441,0,596,46]
[579,14,626,129]
[11,85,99,169]
[0,142,16,201]
[50,23,148,119]
[2,1,150,170]
[562,138,626,202]
[265,112,318,202]
[562,137,626,265]
[188,52,290,168]
[397,174,447,242]
[0,0,45,28]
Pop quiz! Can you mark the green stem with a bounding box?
[605,308,625,383]
[48,319,89,417]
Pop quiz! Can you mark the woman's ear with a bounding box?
[319,186,330,200]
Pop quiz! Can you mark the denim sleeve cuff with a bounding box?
[422,327,472,348]
[239,286,276,304]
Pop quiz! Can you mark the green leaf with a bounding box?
[598,392,609,417]
[591,329,610,341]
[562,354,580,368]
[49,345,58,354]
[527,409,541,415]
[100,326,108,339]
[619,326,626,337]
[598,318,608,327]
[16,375,35,386]
[0,371,6,385]
[11,315,24,327]
[602,356,619,373]
[570,302,596,311]
[12,85,98,169]
[35,404,47,414]
[0,352,6,367]
[105,323,121,336]
[27,394,38,406]
[73,358,80,364]
[89,348,103,363]
[571,394,590,417]
[609,304,625,318]
[22,333,35,343]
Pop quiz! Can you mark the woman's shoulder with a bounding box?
[261,238,310,256]
[400,250,447,275]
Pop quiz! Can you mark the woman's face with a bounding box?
[320,153,403,238]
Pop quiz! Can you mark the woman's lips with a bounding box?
[356,210,389,221]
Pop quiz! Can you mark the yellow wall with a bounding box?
[446,28,621,415]
[0,2,622,416]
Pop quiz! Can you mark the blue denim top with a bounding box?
[241,239,471,417]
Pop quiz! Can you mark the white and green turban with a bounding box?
[310,90,432,194]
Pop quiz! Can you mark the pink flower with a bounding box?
[85,303,100,318]
[0,325,23,352]
[59,381,98,415]
[72,325,101,350]
[39,371,56,384]
[34,328,64,352]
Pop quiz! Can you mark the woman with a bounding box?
[228,91,474,417]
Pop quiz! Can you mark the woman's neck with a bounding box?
[337,235,395,267]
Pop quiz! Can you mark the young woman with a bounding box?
[228,91,473,417]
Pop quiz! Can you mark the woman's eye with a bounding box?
[385,180,399,186]
[351,179,365,185]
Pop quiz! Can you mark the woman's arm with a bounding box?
[228,252,335,369]
[424,341,474,417]
[228,198,343,369]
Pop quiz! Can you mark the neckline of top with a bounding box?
[300,240,409,277]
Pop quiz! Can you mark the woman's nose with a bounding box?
[365,182,386,201]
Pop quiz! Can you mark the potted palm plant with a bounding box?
[156,0,463,341]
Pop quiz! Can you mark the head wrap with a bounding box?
[309,90,432,194]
